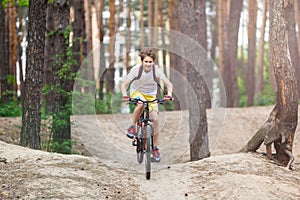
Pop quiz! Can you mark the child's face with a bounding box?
[142,56,154,72]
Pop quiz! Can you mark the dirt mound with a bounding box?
[1,141,300,199]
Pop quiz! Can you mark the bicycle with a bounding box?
[128,97,170,180]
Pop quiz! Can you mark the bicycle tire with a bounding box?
[136,138,144,164]
[145,136,151,180]
[136,125,144,164]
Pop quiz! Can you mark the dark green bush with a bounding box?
[0,100,22,117]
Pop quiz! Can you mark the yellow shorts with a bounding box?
[130,91,158,112]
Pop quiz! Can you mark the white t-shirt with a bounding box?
[127,64,166,96]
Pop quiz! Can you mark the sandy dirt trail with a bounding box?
[1,106,300,199]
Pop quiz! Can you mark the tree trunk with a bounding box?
[83,0,95,94]
[194,0,212,109]
[148,0,154,46]
[52,0,71,150]
[209,0,217,60]
[8,5,17,98]
[217,0,232,107]
[288,3,300,100]
[140,0,144,49]
[267,0,277,93]
[72,0,85,92]
[126,0,131,72]
[256,0,268,95]
[44,2,55,114]
[228,0,243,107]
[168,0,181,110]
[294,0,300,57]
[106,0,115,93]
[241,0,298,168]
[247,0,257,106]
[20,0,47,149]
[0,4,10,104]
[0,0,5,101]
[94,0,105,101]
[178,0,209,161]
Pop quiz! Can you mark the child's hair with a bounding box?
[138,48,157,62]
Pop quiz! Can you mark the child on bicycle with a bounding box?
[120,48,173,162]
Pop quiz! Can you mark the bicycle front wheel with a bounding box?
[145,136,151,180]
[136,138,144,164]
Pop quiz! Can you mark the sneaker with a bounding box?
[127,125,137,139]
[152,147,161,162]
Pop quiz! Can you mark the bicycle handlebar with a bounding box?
[128,97,173,105]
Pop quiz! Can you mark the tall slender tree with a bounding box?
[247,0,258,106]
[0,1,10,104]
[106,0,115,93]
[140,0,144,49]
[228,0,243,107]
[20,0,48,149]
[8,4,17,98]
[217,0,231,107]
[126,0,131,71]
[209,0,217,60]
[256,0,268,95]
[95,0,105,101]
[168,0,181,110]
[288,2,300,101]
[52,0,71,150]
[44,2,55,114]
[0,0,5,101]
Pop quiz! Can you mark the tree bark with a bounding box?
[8,5,17,98]
[217,0,232,107]
[83,0,95,94]
[52,0,71,148]
[94,0,105,101]
[228,0,243,107]
[168,0,182,110]
[208,1,217,60]
[178,0,209,161]
[20,0,48,149]
[126,0,131,72]
[256,0,268,95]
[0,0,5,102]
[0,3,10,104]
[288,3,300,100]
[106,0,115,93]
[241,0,298,168]
[140,0,144,49]
[44,2,55,114]
[247,0,257,106]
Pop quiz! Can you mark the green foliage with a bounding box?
[49,140,72,154]
[72,91,96,115]
[254,83,275,106]
[95,92,123,114]
[0,99,22,117]
[237,43,275,107]
[238,75,247,107]
[2,0,29,8]
[6,75,16,85]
